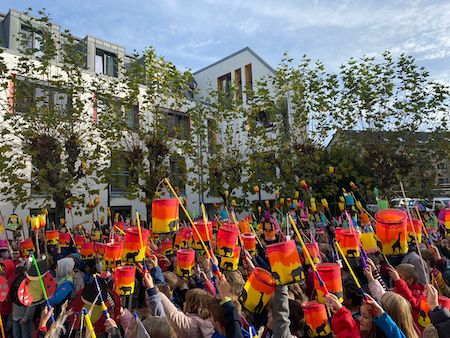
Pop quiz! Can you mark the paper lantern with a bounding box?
[159,240,173,256]
[345,195,355,206]
[240,267,275,314]
[176,249,195,277]
[94,242,106,256]
[19,239,34,258]
[304,242,320,265]
[104,243,123,262]
[303,301,331,337]
[59,232,71,248]
[81,242,95,259]
[152,198,179,234]
[310,198,317,213]
[192,221,213,250]
[174,227,192,250]
[360,231,378,254]
[266,240,303,285]
[375,209,408,256]
[338,202,345,212]
[418,296,431,328]
[122,227,150,263]
[242,232,256,256]
[74,235,85,249]
[238,219,251,234]
[406,219,423,244]
[336,229,360,258]
[219,246,241,271]
[31,216,40,230]
[45,230,59,246]
[445,210,450,237]
[38,214,46,228]
[360,213,370,226]
[216,225,238,257]
[314,263,343,304]
[115,265,136,296]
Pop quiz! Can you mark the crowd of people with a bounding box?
[0,200,449,338]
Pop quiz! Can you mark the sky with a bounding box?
[2,0,450,83]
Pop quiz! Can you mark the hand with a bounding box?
[148,254,158,269]
[364,294,384,317]
[324,293,342,314]
[429,245,441,260]
[387,266,400,282]
[200,271,208,282]
[424,283,439,310]
[243,250,255,270]
[216,276,232,299]
[105,318,118,332]
[364,266,375,282]
[39,306,54,327]
[366,258,377,271]
[143,271,154,289]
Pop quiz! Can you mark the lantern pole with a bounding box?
[335,241,362,289]
[30,253,55,323]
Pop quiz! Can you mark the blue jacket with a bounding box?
[373,313,406,338]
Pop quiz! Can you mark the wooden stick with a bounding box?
[335,241,362,289]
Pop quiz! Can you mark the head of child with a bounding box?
[142,317,176,338]
[183,288,212,319]
[343,282,363,312]
[396,263,418,286]
[381,291,420,338]
[360,303,386,338]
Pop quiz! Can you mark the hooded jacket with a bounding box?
[0,259,16,315]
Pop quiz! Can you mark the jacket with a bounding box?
[146,287,165,317]
[394,279,424,331]
[0,259,16,315]
[428,306,450,338]
[331,306,360,338]
[221,299,244,338]
[159,291,215,338]
[373,312,406,338]
[271,285,293,338]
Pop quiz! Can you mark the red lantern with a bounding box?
[406,219,423,244]
[174,227,192,250]
[81,242,95,259]
[238,219,251,234]
[104,243,123,262]
[45,230,59,246]
[122,227,150,263]
[240,267,275,313]
[192,221,213,250]
[266,240,303,285]
[216,225,238,257]
[337,229,360,258]
[159,240,173,256]
[20,239,34,258]
[303,301,331,337]
[74,235,85,249]
[304,242,320,264]
[59,233,71,248]
[219,246,241,271]
[152,198,179,233]
[242,232,256,256]
[375,209,407,256]
[314,263,343,303]
[94,242,106,256]
[176,249,195,277]
[115,265,136,296]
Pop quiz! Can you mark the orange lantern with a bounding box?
[74,235,85,249]
[59,232,71,248]
[159,240,173,256]
[219,246,241,271]
[115,265,136,295]
[216,225,238,257]
[375,209,408,256]
[192,220,213,250]
[81,242,95,259]
[174,227,192,250]
[121,227,150,263]
[152,198,179,234]
[360,213,370,226]
[406,219,423,244]
[45,230,59,246]
[242,232,256,256]
[238,219,251,234]
[418,296,431,328]
[360,231,378,254]
[336,229,360,258]
[31,216,40,230]
[304,242,320,265]
[176,249,195,277]
[240,267,275,313]
[20,239,34,258]
[94,242,106,256]
[303,301,331,337]
[266,240,303,285]
[104,243,123,262]
[444,209,450,237]
[314,263,343,303]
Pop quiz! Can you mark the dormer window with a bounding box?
[95,48,118,77]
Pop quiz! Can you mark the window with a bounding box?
[256,110,273,128]
[124,105,139,130]
[14,79,71,115]
[20,25,43,57]
[217,73,232,96]
[234,68,242,101]
[110,206,132,221]
[437,163,448,171]
[167,110,190,140]
[110,155,131,197]
[207,119,218,154]
[245,63,253,100]
[170,155,187,193]
[95,49,118,77]
[438,178,449,185]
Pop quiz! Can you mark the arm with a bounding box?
[368,280,386,302]
[117,308,133,335]
[428,306,450,337]
[393,279,421,310]
[373,313,406,338]
[331,307,359,338]
[271,285,293,338]
[48,282,74,306]
[146,287,166,317]
[150,266,165,285]
[221,299,244,338]
[203,279,216,296]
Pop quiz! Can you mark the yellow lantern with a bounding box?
[232,199,237,207]
[329,166,335,174]
[275,190,280,199]
[356,201,363,212]
[321,198,329,210]
[224,190,229,200]
[339,196,345,203]
[38,214,46,228]
[31,216,40,230]
[257,206,262,214]
[338,202,345,212]
[310,198,317,213]
[26,215,31,224]
[300,180,308,191]
[280,197,285,205]
[265,200,270,209]
[94,195,100,206]
[294,191,299,199]
[59,218,65,226]
[107,207,111,217]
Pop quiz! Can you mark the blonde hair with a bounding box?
[381,292,420,338]
[142,317,176,338]
[396,264,418,284]
[183,288,212,319]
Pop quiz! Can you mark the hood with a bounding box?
[57,257,75,281]
[190,315,215,338]
[2,259,16,281]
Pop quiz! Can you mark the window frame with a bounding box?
[95,48,118,77]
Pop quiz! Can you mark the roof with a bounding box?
[193,46,275,75]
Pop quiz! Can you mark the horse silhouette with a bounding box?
[391,233,402,254]
[222,261,235,271]
[180,268,191,277]
[126,251,140,262]
[240,288,248,303]
[291,266,304,281]
[169,220,179,232]
[119,286,132,295]
[272,271,281,282]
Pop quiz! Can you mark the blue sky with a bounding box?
[2,0,450,83]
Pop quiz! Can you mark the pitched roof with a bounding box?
[193,46,275,75]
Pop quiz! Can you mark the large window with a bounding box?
[124,105,139,130]
[95,49,118,77]
[20,25,43,57]
[14,79,71,115]
[166,110,190,140]
[207,119,218,154]
[110,154,132,197]
[217,73,232,96]
[169,155,187,193]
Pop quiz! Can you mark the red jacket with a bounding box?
[332,306,360,338]
[0,259,16,316]
[394,279,425,332]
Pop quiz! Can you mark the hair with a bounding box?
[288,299,305,335]
[381,291,420,338]
[163,271,178,290]
[422,324,439,338]
[360,303,386,338]
[343,282,363,307]
[142,317,176,338]
[223,270,245,296]
[183,288,212,319]
[396,263,418,284]
[421,249,435,268]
